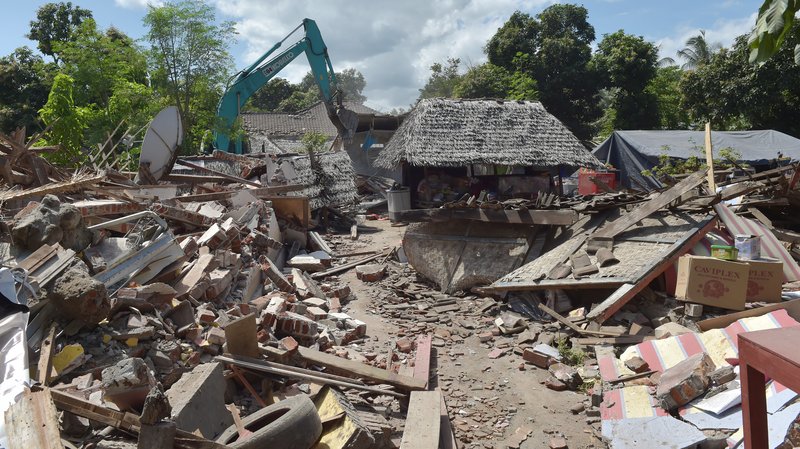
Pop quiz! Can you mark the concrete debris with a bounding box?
[656,352,716,411]
[4,139,800,449]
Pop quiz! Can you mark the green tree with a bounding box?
[247,78,298,111]
[27,2,93,64]
[418,58,462,99]
[453,61,538,100]
[144,0,236,151]
[0,47,56,134]
[592,30,660,131]
[749,0,800,64]
[296,67,367,106]
[677,30,721,69]
[485,11,538,69]
[38,73,89,166]
[681,25,800,136]
[646,66,690,129]
[485,5,601,140]
[56,19,148,108]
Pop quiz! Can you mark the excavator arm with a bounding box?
[214,18,356,153]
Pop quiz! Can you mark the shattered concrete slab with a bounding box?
[601,415,706,449]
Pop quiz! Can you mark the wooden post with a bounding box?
[705,123,716,192]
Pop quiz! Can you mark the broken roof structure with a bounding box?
[594,130,800,190]
[375,98,602,169]
[242,101,380,153]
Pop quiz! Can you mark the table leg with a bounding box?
[741,361,768,449]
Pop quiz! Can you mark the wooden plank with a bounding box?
[400,390,442,449]
[49,390,228,449]
[705,123,716,192]
[538,303,623,337]
[215,355,404,398]
[572,335,652,345]
[413,334,432,385]
[586,215,718,323]
[590,169,707,242]
[297,346,427,391]
[697,298,800,331]
[177,159,261,187]
[4,389,62,449]
[36,324,57,385]
[483,277,628,293]
[310,252,386,279]
[392,207,577,225]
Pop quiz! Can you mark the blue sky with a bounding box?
[3,0,760,111]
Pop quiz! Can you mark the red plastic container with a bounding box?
[578,169,617,195]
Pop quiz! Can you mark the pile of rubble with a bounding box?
[0,144,433,449]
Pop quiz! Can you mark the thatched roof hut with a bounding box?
[375,98,601,169]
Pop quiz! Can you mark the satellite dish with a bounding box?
[139,106,183,181]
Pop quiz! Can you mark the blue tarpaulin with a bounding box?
[593,130,800,190]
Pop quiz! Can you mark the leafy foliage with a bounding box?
[592,31,660,130]
[681,25,800,136]
[453,62,538,100]
[557,337,586,366]
[301,131,328,154]
[749,0,800,64]
[645,66,690,129]
[0,47,56,133]
[27,2,92,63]
[677,30,722,70]
[418,58,462,99]
[144,0,236,151]
[485,5,600,141]
[38,73,88,166]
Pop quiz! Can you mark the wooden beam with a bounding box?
[538,303,623,337]
[36,324,58,385]
[589,169,707,243]
[413,334,432,385]
[4,389,62,449]
[310,252,386,279]
[177,159,261,187]
[216,354,405,398]
[586,215,718,323]
[400,390,442,449]
[391,207,578,225]
[297,346,427,392]
[705,123,716,192]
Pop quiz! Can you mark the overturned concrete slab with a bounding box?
[403,220,536,293]
[601,415,706,449]
[166,361,232,439]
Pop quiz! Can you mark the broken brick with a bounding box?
[656,352,715,411]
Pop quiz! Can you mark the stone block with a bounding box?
[656,352,715,411]
[624,356,650,373]
[548,363,582,390]
[305,306,328,321]
[102,358,156,410]
[355,264,386,282]
[166,362,232,439]
[276,312,318,338]
[396,337,413,353]
[523,348,552,369]
[655,322,694,339]
[206,327,226,346]
[303,297,328,309]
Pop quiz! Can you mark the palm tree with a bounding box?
[677,30,722,70]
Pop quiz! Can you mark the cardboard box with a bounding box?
[746,258,783,302]
[735,234,761,260]
[675,255,749,310]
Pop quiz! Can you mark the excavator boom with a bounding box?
[214,18,356,153]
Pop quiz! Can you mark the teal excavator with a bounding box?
[214,18,357,153]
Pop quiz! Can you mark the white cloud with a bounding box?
[654,13,757,63]
[212,0,553,112]
[113,0,162,9]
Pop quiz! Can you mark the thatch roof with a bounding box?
[375,98,601,169]
[273,151,358,210]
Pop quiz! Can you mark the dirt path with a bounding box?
[325,220,606,449]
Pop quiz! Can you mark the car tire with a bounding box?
[215,395,322,449]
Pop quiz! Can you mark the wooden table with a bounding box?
[739,326,800,449]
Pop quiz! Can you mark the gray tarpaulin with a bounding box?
[593,130,800,190]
